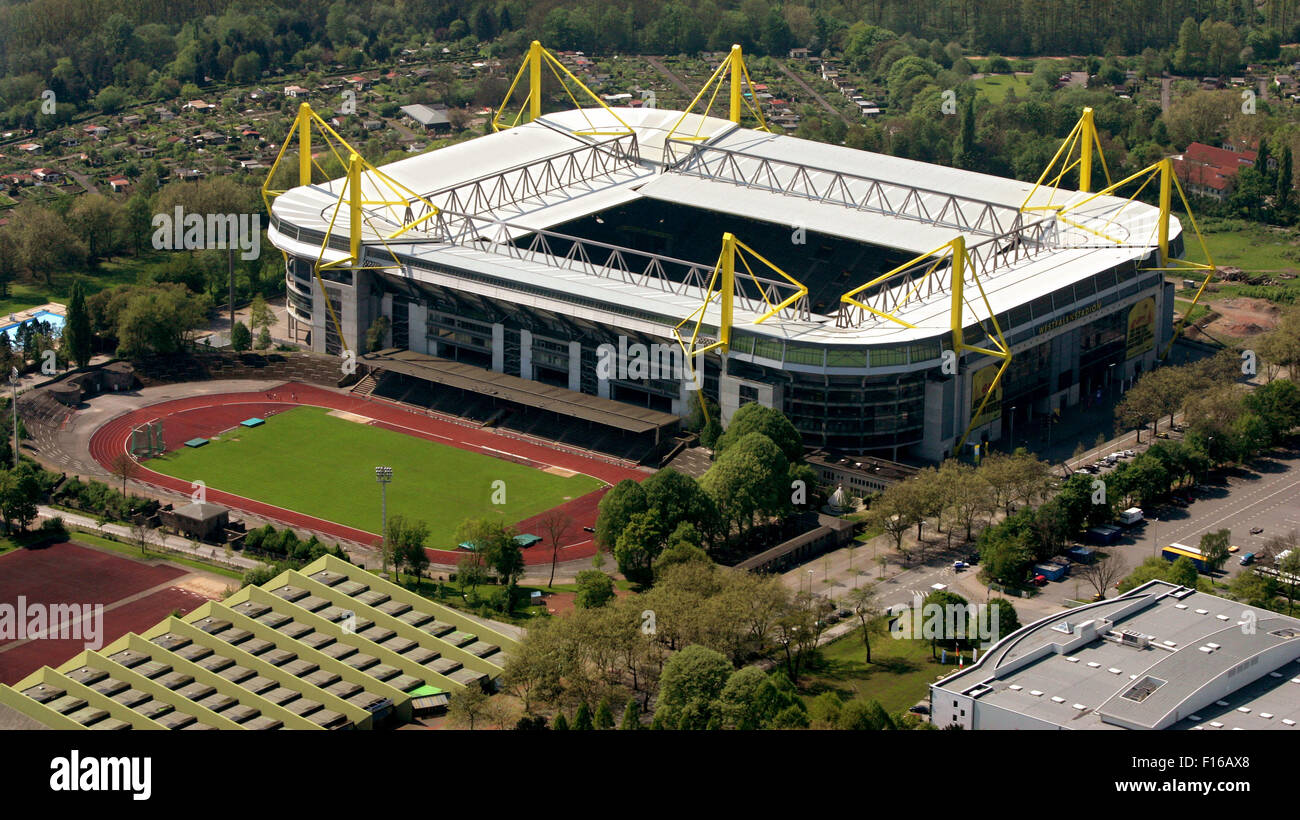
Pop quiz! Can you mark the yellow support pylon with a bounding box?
[492,40,634,136]
[263,102,443,355]
[665,44,770,143]
[1020,106,1111,210]
[1025,108,1217,360]
[674,232,808,427]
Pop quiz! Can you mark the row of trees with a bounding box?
[596,403,814,584]
[866,449,1056,565]
[500,554,839,722]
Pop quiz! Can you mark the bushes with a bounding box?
[242,522,348,565]
[55,476,157,523]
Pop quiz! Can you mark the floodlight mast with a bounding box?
[375,466,393,576]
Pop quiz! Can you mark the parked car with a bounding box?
[953,561,968,571]
[1032,574,1048,587]
[1228,545,1240,553]
[1251,527,1264,535]
[1240,552,1256,566]
[908,704,930,715]
[582,526,595,533]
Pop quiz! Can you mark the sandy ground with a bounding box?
[1200,296,1283,339]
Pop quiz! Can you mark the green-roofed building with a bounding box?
[0,554,517,730]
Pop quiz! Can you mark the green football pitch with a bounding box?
[147,406,603,537]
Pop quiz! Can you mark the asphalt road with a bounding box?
[1127,446,1300,578]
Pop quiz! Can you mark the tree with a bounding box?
[230,321,252,352]
[838,698,894,730]
[870,481,917,557]
[115,284,211,357]
[977,522,1034,586]
[108,452,139,496]
[1199,528,1231,572]
[847,584,877,663]
[614,510,666,586]
[365,316,390,353]
[62,278,92,368]
[447,686,490,729]
[0,468,39,533]
[9,203,87,285]
[641,468,719,550]
[712,403,802,463]
[572,701,594,730]
[987,598,1020,641]
[455,554,488,600]
[1167,555,1199,588]
[595,479,646,551]
[387,515,430,585]
[574,570,615,609]
[538,508,572,588]
[701,432,791,538]
[1077,554,1128,599]
[130,521,151,555]
[457,518,523,608]
[620,698,640,729]
[68,194,124,262]
[653,644,731,730]
[249,295,275,333]
[594,698,615,730]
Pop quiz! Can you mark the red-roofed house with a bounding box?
[1171,141,1258,201]
[31,167,61,182]
[107,175,130,193]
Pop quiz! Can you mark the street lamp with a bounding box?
[1108,363,1116,404]
[1009,406,1016,452]
[375,466,393,575]
[9,367,17,468]
[806,569,815,596]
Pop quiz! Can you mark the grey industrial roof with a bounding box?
[934,581,1300,730]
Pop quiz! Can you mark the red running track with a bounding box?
[87,382,645,565]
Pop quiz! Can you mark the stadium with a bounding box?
[266,45,1205,466]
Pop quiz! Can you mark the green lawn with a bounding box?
[974,73,1032,103]
[147,405,603,540]
[1182,221,1300,273]
[799,623,952,714]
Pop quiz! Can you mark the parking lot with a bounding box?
[1067,445,1300,589]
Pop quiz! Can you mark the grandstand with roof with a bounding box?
[0,555,515,730]
[265,45,1207,465]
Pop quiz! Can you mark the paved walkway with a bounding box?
[36,504,261,571]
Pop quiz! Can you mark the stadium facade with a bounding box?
[267,104,1181,464]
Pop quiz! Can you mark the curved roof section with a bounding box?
[268,106,1180,345]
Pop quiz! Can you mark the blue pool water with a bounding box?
[1,310,65,342]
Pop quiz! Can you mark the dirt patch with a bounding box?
[543,465,578,478]
[326,409,373,424]
[1200,296,1283,339]
[173,574,233,600]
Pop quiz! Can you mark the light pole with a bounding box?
[1108,363,1116,405]
[375,466,393,575]
[806,569,814,596]
[9,367,17,468]
[1009,406,1016,452]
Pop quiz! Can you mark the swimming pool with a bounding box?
[2,310,65,342]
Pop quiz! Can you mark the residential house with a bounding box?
[283,85,309,98]
[107,176,130,193]
[398,104,451,133]
[1171,141,1257,201]
[31,168,61,183]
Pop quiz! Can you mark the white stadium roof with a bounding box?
[269,106,1179,347]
